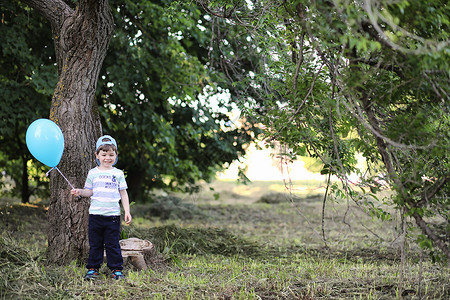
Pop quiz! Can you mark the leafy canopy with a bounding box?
[196,0,449,259]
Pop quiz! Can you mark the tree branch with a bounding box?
[417,175,450,207]
[19,0,73,76]
[412,212,450,260]
[18,0,72,29]
[361,92,449,260]
[363,0,449,55]
[292,33,305,92]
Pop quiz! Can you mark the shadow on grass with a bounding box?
[123,224,264,258]
[1,203,403,265]
[123,224,403,267]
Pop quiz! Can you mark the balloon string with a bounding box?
[46,166,75,190]
[45,167,55,177]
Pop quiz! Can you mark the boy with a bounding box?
[71,135,132,280]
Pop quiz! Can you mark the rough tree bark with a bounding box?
[19,0,114,264]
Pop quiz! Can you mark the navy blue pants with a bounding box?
[87,214,123,271]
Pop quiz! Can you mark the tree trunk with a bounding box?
[21,157,30,204]
[21,0,114,264]
[126,168,146,202]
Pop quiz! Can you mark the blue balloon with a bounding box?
[26,119,65,167]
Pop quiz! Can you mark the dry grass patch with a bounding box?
[0,179,449,299]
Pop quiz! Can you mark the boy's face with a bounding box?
[96,149,117,168]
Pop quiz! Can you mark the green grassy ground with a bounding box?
[0,180,448,299]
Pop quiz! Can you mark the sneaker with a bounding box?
[84,268,100,280]
[111,269,125,280]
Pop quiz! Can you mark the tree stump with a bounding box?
[110,238,155,270]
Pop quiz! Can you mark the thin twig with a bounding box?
[418,250,423,300]
[322,173,331,249]
[398,208,407,300]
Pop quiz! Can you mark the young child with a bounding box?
[71,135,132,280]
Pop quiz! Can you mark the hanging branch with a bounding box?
[321,172,331,249]
[360,93,450,260]
[292,33,305,92]
[398,207,407,299]
[363,0,449,55]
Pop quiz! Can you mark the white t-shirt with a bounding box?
[84,167,128,216]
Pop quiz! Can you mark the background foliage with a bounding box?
[0,0,261,203]
[0,1,54,203]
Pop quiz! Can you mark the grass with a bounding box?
[0,179,449,299]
